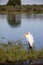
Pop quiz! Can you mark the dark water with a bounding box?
[0,14,43,50]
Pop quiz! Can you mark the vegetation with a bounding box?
[0,40,43,63]
[0,5,43,14]
[7,0,21,5]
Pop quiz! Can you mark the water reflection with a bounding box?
[7,14,21,28]
[26,14,43,19]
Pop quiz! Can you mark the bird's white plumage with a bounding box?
[24,32,34,47]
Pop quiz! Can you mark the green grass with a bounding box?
[0,40,43,63]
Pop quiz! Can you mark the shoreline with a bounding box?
[0,5,43,14]
[0,59,43,65]
[0,12,43,14]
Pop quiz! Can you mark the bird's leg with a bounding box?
[30,49,31,54]
[30,49,32,54]
[28,42,33,54]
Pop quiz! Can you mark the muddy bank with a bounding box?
[0,62,43,65]
[0,59,43,65]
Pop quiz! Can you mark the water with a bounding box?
[0,14,43,50]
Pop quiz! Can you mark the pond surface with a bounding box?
[0,14,43,50]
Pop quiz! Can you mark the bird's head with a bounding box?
[23,32,30,38]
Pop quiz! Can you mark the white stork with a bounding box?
[23,32,34,53]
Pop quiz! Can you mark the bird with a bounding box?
[23,32,34,53]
